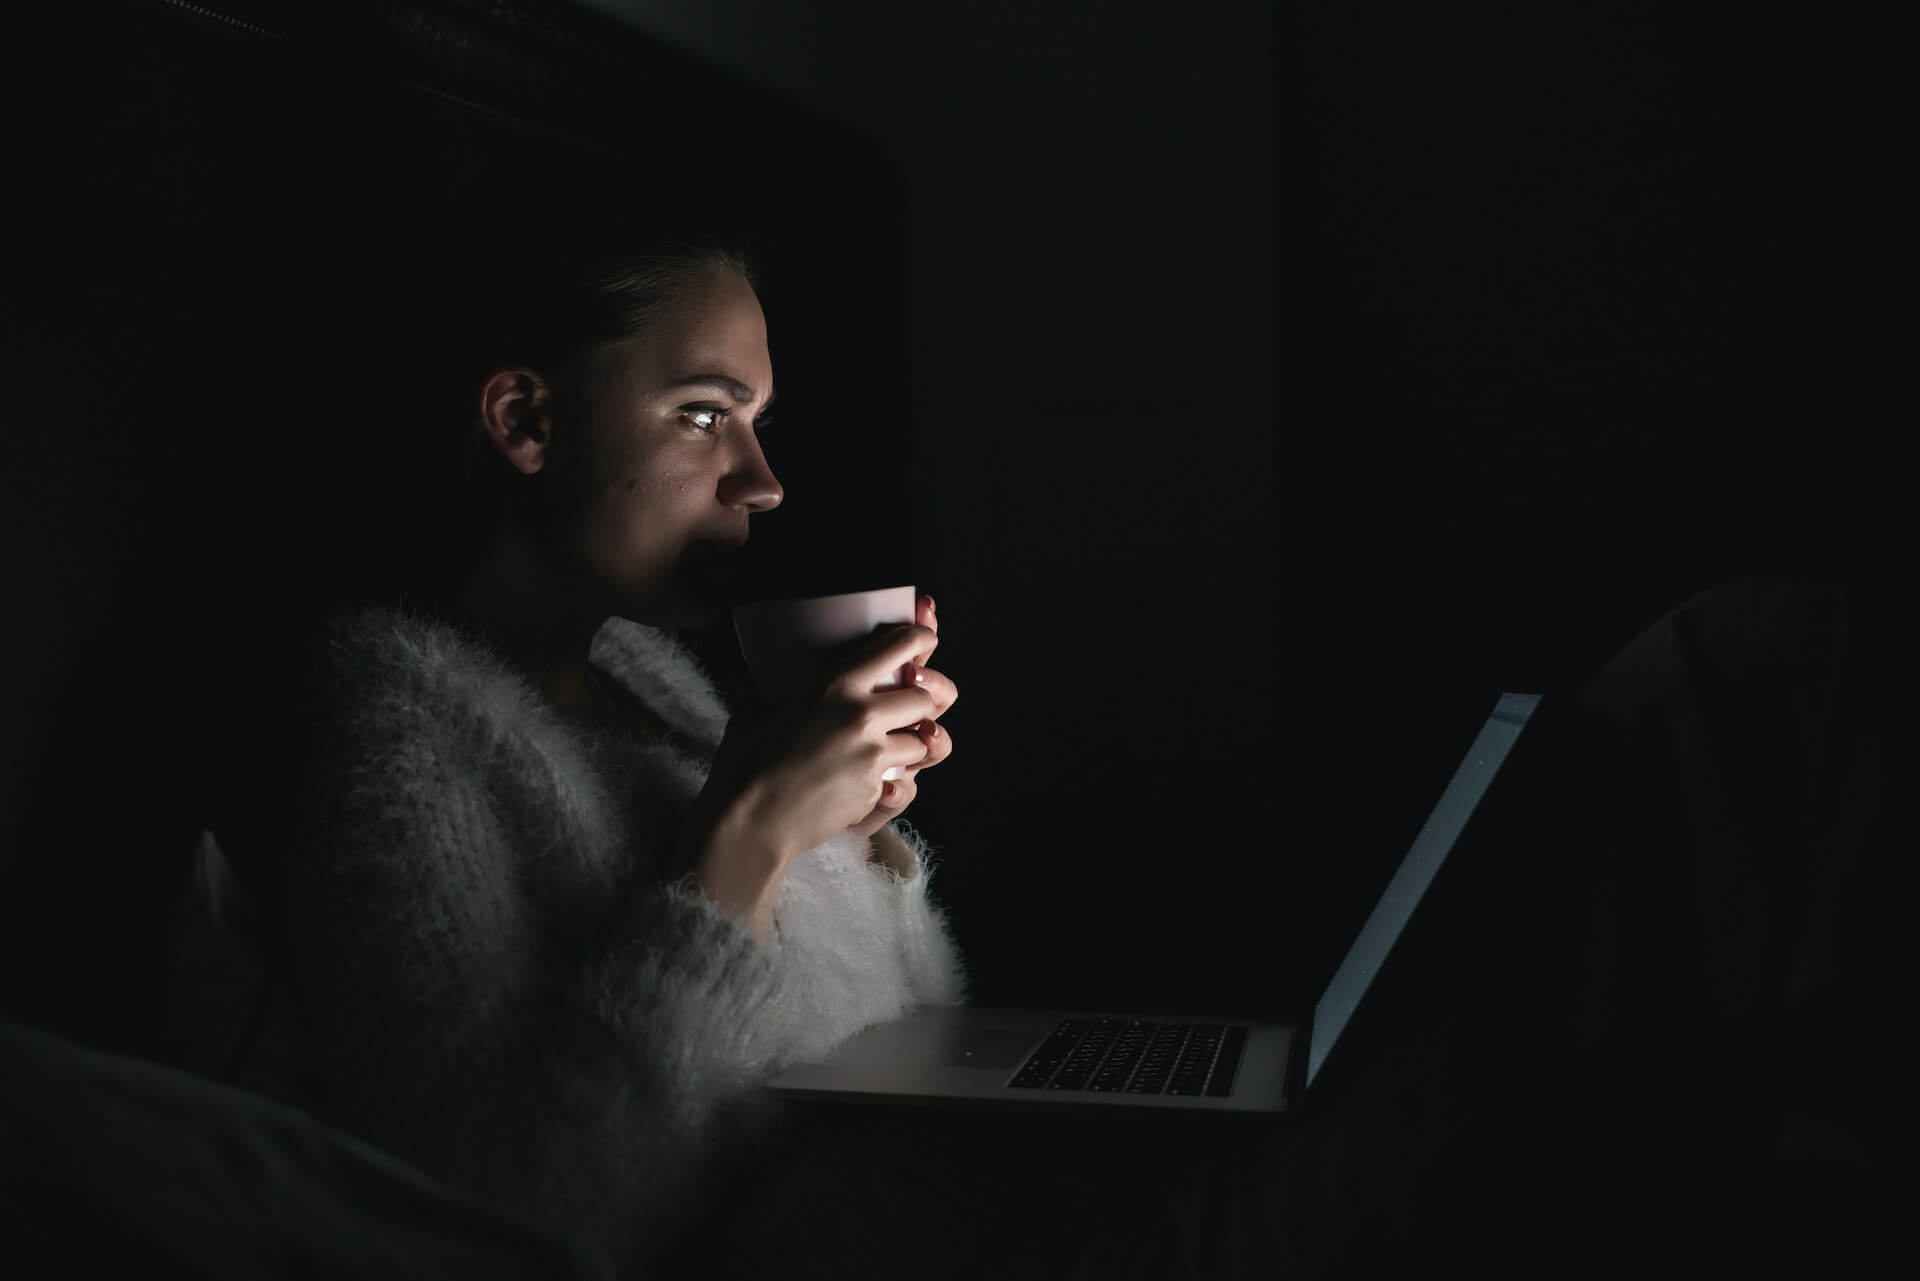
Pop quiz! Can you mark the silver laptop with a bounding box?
[768,692,1544,1115]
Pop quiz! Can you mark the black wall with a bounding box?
[1287,3,1905,990]
[890,3,1282,1015]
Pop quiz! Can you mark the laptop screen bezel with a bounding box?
[1289,688,1562,1109]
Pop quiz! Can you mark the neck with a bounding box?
[426,528,607,714]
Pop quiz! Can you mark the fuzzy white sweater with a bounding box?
[166,601,965,1265]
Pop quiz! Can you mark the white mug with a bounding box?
[732,585,918,704]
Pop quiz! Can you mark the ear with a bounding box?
[476,366,554,476]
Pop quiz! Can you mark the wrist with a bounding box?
[867,824,920,879]
[686,790,790,941]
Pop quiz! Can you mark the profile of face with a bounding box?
[480,267,784,629]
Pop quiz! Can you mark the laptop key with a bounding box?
[1011,1017,1246,1097]
[1008,1060,1058,1088]
[1161,1023,1229,1095]
[1126,1024,1193,1093]
[1008,1019,1093,1088]
[1047,1020,1122,1089]
[1204,1025,1248,1097]
[1088,1021,1154,1090]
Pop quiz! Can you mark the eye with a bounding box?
[682,406,730,434]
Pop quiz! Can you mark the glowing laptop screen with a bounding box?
[1306,691,1541,1091]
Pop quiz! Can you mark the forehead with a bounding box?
[627,271,770,380]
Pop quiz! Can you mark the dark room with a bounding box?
[3,2,1903,1277]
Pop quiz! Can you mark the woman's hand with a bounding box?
[681,595,956,936]
[848,594,956,841]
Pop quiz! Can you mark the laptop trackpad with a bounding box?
[946,1026,1040,1070]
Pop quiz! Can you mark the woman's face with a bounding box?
[543,268,783,628]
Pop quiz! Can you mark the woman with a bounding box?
[171,197,966,1271]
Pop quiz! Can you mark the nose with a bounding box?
[721,434,784,514]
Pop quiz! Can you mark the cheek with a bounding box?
[592,464,693,551]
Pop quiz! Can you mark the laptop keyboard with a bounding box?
[1007,1018,1248,1097]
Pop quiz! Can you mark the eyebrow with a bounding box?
[669,373,775,411]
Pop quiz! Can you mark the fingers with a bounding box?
[836,625,940,696]
[878,719,937,776]
[908,665,958,720]
[868,720,944,834]
[878,772,916,811]
[905,718,952,773]
[850,771,916,842]
[865,683,939,735]
[881,719,951,784]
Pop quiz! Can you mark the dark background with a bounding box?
[2,1,1900,1056]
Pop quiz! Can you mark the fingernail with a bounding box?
[911,666,929,685]
[926,595,937,618]
[882,766,903,781]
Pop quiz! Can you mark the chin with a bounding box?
[672,598,729,630]
[615,597,723,631]
[674,542,744,626]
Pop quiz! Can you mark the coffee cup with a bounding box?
[732,585,919,703]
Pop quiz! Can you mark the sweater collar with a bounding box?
[326,601,731,755]
[587,615,731,749]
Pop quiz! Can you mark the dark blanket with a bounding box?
[0,1014,612,1279]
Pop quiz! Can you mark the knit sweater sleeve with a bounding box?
[209,619,799,1266]
[867,821,967,1008]
[763,819,966,1065]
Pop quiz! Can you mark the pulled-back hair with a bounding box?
[426,211,759,443]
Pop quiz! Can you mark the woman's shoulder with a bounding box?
[216,598,551,803]
[319,598,497,690]
[214,596,634,891]
[319,599,565,738]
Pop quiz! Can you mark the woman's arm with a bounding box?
[866,821,967,1008]
[688,592,966,1048]
[754,821,965,1064]
[202,624,808,1266]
